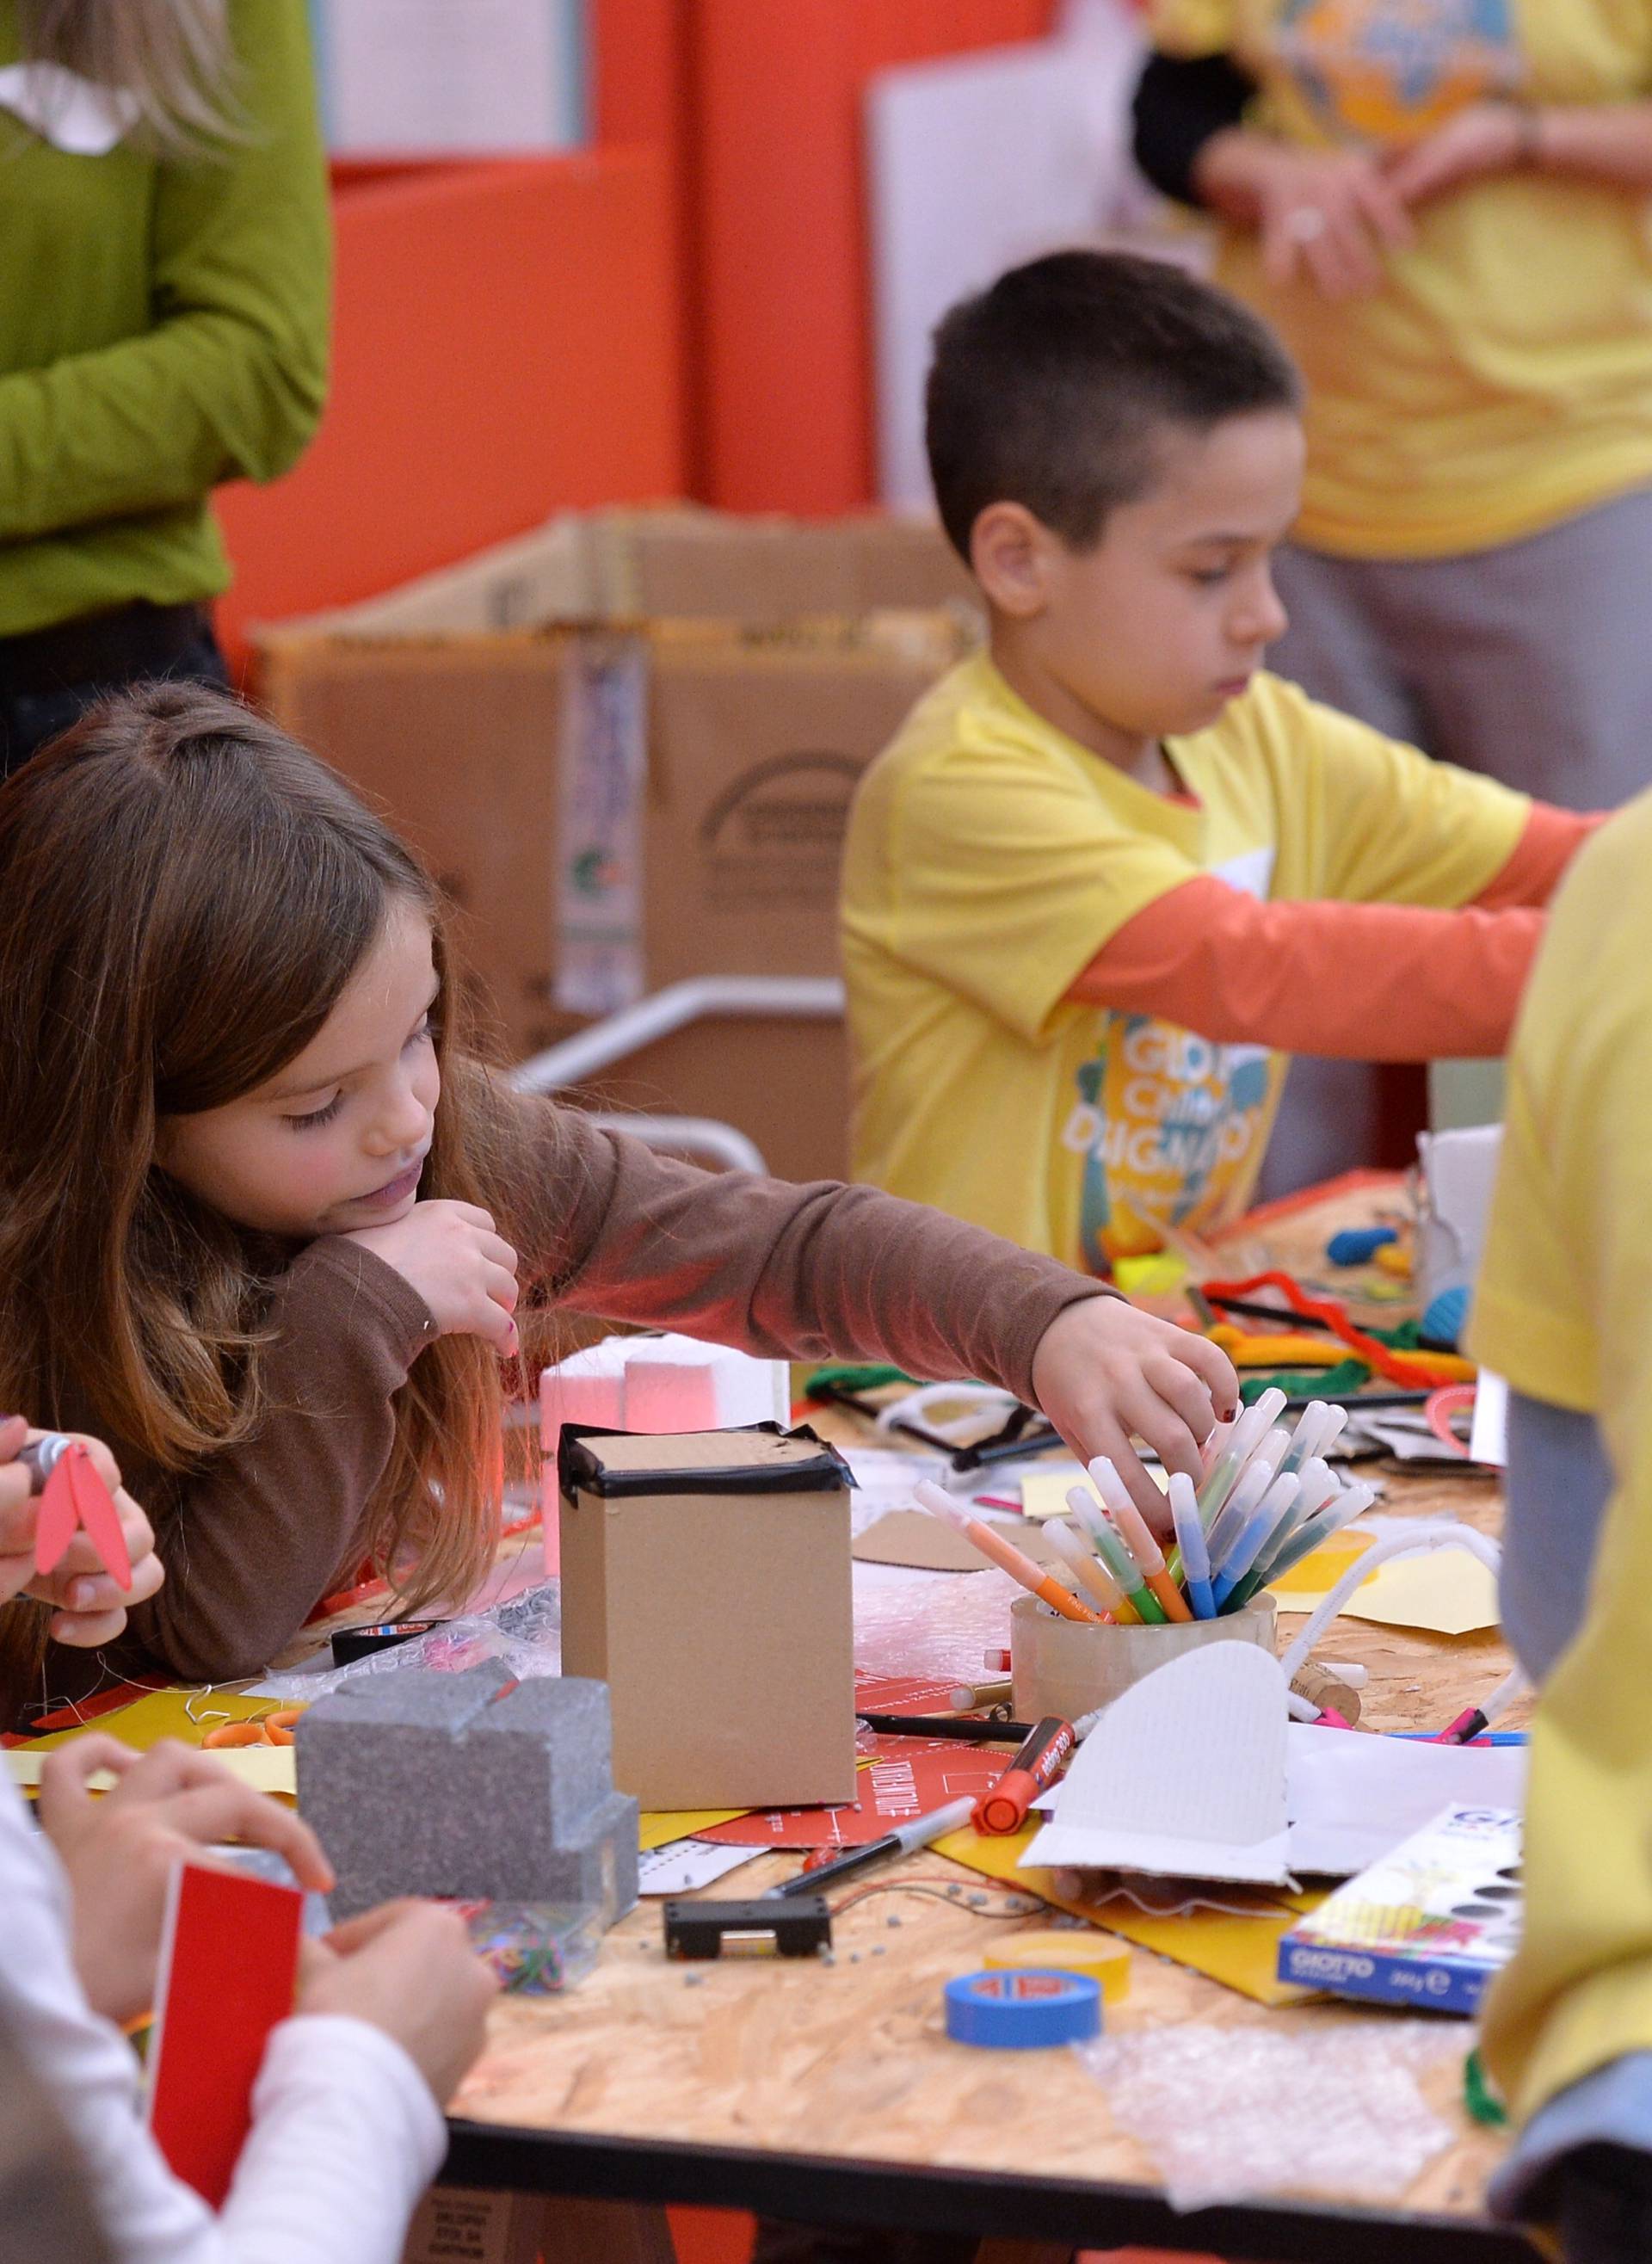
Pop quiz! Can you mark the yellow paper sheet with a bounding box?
[1018,1465,1091,1521]
[24,1687,279,1754]
[934,1823,1322,2008]
[1342,1549,1501,1637]
[1267,1533,1373,1604]
[639,1808,749,1849]
[1269,1535,1500,1636]
[8,1743,296,1796]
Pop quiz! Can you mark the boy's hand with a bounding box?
[36,1736,335,2026]
[342,1200,520,1356]
[1030,1298,1238,1533]
[299,1900,496,2107]
[0,1420,165,1644]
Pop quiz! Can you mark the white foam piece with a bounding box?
[539,1340,628,1448]
[623,1335,786,1431]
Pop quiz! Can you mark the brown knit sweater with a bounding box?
[34,1095,1107,1704]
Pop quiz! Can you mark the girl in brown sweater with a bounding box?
[0,684,1236,1726]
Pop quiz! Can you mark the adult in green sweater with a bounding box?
[0,2,330,773]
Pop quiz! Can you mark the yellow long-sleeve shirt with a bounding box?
[1470,789,1652,2136]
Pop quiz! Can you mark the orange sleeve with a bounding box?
[1473,804,1607,910]
[1065,875,1544,1060]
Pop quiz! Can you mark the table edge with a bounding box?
[443,2119,1535,2261]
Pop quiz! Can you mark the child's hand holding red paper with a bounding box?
[0,1416,163,1644]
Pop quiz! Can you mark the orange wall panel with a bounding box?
[215,149,684,667]
[691,0,1057,512]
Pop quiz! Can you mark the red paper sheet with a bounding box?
[147,1860,304,2208]
[700,1734,1014,1850]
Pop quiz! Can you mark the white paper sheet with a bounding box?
[1470,1371,1509,1468]
[637,1838,765,1897]
[1284,1724,1526,1877]
[1022,1644,1291,1885]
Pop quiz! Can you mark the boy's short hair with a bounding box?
[926,250,1302,562]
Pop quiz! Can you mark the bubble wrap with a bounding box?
[263,1580,562,1704]
[852,1560,1020,1680]
[1075,2018,1462,2211]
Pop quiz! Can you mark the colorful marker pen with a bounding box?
[1168,1472,1215,1619]
[1251,1483,1375,1588]
[1204,1442,1284,1570]
[1065,1487,1166,1625]
[1223,1459,1341,1612]
[1210,1472,1300,1611]
[913,1481,1105,1625]
[1042,1518,1125,1620]
[1088,1459,1192,1622]
[973,1715,1076,1835]
[1273,1401,1333,1484]
[1194,1388,1287,1527]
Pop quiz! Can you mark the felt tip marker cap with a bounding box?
[1061,1490,1143,1622]
[1210,1473,1301,1609]
[1042,1519,1123,1619]
[1064,1488,1163,1625]
[1205,1453,1278,1570]
[1088,1460,1192,1623]
[1168,1473,1215,1619]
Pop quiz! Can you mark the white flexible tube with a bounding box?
[1278,1519,1529,1726]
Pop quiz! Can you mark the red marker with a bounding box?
[972,1715,1075,1836]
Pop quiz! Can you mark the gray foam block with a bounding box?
[296,1663,639,1921]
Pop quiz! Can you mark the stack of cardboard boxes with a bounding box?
[255,508,977,1182]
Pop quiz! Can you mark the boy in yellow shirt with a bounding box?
[1470,794,1652,2258]
[841,251,1596,1272]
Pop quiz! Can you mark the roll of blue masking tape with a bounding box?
[943,1969,1101,2049]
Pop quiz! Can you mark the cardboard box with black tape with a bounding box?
[557,1422,856,1811]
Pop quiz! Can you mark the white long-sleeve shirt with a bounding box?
[0,1769,446,2264]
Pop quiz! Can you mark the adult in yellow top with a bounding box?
[1464,794,1652,2251]
[842,252,1596,1273]
[0,1,329,774]
[1132,0,1652,812]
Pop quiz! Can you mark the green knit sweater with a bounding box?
[0,1,330,637]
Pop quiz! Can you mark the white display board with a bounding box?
[866,0,1155,511]
[311,0,586,155]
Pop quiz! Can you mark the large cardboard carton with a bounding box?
[255,511,977,1180]
[557,1423,855,1811]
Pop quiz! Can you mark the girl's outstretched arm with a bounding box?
[512,1094,1234,1514]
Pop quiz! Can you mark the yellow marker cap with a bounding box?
[983,1929,1131,2004]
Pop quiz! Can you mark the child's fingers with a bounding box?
[28,1567,136,1617]
[470,1295,518,1351]
[46,1605,133,1649]
[483,1262,518,1314]
[1164,1332,1240,1423]
[325,1898,430,1954]
[1114,1377,1204,1490]
[0,1465,34,1552]
[35,1737,143,1827]
[1143,1354,1224,1448]
[477,1231,518,1278]
[149,1782,336,1892]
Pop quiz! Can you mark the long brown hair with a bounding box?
[17,0,241,154]
[0,685,539,1711]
